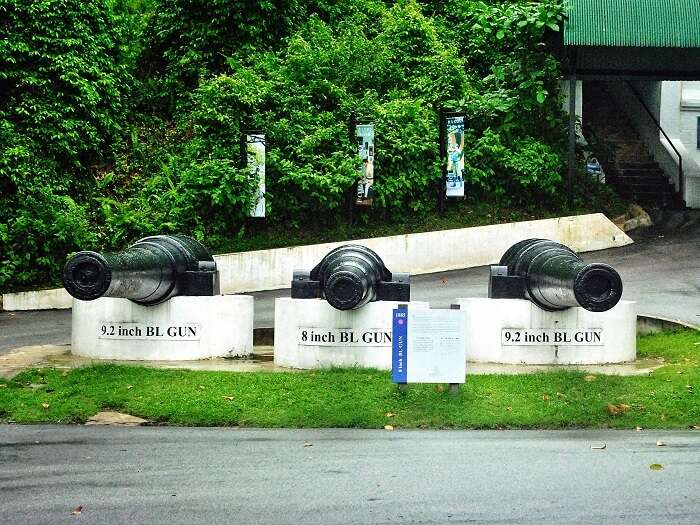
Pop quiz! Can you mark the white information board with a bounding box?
[392,309,466,383]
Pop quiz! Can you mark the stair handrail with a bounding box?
[624,81,684,202]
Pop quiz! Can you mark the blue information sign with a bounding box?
[391,308,408,383]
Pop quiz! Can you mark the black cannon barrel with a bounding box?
[491,238,622,312]
[63,235,219,306]
[291,244,410,310]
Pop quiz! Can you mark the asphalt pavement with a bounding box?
[1,216,698,355]
[1,426,699,524]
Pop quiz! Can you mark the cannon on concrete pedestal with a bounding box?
[291,244,410,310]
[488,238,622,312]
[63,235,219,306]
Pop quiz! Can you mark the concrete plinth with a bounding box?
[274,298,428,369]
[72,295,253,360]
[456,298,636,365]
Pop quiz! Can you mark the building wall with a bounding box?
[661,81,700,207]
[602,79,699,208]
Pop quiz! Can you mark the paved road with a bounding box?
[1,218,698,355]
[1,426,699,524]
[0,309,72,354]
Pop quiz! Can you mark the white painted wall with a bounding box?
[274,298,429,370]
[457,298,637,365]
[2,288,73,311]
[661,81,700,208]
[72,295,254,360]
[2,213,631,310]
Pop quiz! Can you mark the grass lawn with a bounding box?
[0,329,698,429]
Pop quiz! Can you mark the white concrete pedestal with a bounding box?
[456,298,636,365]
[72,295,254,360]
[274,298,428,369]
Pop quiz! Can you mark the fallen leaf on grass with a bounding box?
[126,385,133,389]
[541,394,550,401]
[556,392,566,399]
[384,425,394,431]
[661,414,667,421]
[222,396,235,401]
[434,385,445,393]
[635,427,643,431]
[584,375,597,382]
[303,442,313,447]
[0,384,6,388]
[505,406,512,412]
[607,404,630,416]
[689,425,700,430]
[41,403,50,409]
[656,440,666,447]
[62,370,69,377]
[385,412,396,418]
[71,506,82,515]
[649,463,664,471]
[198,385,206,390]
[591,443,606,450]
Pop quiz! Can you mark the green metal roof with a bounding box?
[564,0,700,48]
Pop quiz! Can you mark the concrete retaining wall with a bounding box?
[216,213,630,294]
[2,288,73,311]
[1,213,631,311]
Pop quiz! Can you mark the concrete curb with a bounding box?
[637,315,699,335]
[1,213,631,311]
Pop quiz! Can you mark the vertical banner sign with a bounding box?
[392,308,466,384]
[355,124,375,206]
[443,114,465,198]
[246,132,266,218]
[392,308,408,383]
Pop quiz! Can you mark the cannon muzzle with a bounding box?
[291,244,410,310]
[489,239,622,312]
[63,235,219,306]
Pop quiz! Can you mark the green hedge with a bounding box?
[0,0,129,288]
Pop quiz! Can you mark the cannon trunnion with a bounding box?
[291,244,410,310]
[489,238,622,312]
[63,235,219,306]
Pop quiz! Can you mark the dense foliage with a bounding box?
[0,0,128,286]
[1,0,617,291]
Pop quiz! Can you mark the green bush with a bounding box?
[463,129,563,199]
[0,188,97,289]
[139,0,388,110]
[0,0,131,289]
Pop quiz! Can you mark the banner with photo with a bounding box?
[355,124,375,206]
[444,115,465,198]
[245,133,265,218]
